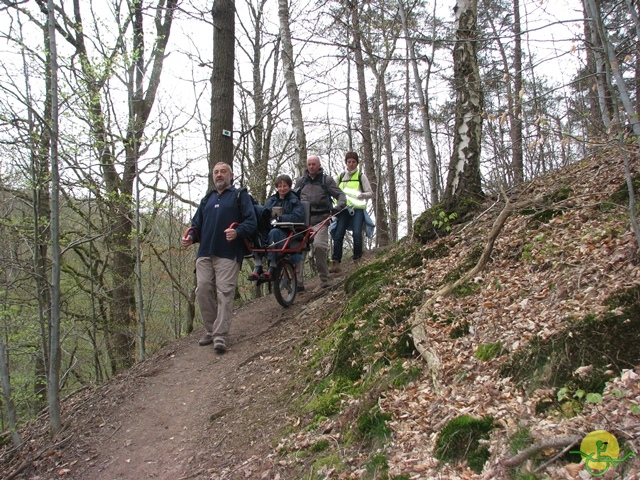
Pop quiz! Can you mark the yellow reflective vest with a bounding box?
[338,171,367,209]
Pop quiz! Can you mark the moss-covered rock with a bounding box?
[413,199,481,244]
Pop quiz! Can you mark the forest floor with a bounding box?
[2,261,360,480]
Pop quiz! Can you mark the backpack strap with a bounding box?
[236,186,247,210]
[338,171,363,191]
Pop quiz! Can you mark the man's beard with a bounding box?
[215,178,230,190]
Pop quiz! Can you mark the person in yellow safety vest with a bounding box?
[329,151,374,273]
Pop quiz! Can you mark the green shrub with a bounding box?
[310,439,330,452]
[366,453,389,477]
[357,407,392,444]
[475,342,505,361]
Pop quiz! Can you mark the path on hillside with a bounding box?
[4,269,350,480]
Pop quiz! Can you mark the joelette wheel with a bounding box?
[273,259,297,307]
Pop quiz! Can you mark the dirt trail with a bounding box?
[4,271,344,480]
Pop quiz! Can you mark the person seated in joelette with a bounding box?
[248,174,305,281]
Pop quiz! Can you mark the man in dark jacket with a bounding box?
[294,155,346,290]
[181,162,257,353]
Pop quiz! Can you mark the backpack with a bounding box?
[236,187,272,256]
[294,173,332,212]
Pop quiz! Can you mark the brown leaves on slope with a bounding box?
[380,152,640,479]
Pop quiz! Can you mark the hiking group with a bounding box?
[181,154,373,353]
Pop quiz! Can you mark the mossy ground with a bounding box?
[434,415,495,473]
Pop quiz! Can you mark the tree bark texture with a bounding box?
[398,0,440,207]
[278,0,307,174]
[349,0,390,247]
[443,0,484,209]
[210,0,236,180]
[511,0,524,183]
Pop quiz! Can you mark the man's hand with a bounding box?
[330,207,341,215]
[181,234,193,248]
[224,227,238,242]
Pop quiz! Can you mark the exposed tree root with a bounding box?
[410,195,516,392]
[501,435,582,468]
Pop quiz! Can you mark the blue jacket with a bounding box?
[189,186,258,263]
[264,190,305,223]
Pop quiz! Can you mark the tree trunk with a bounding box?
[404,47,413,235]
[398,0,440,207]
[349,0,390,247]
[379,81,398,242]
[46,0,62,435]
[580,2,605,139]
[483,0,523,184]
[210,0,236,180]
[582,0,613,129]
[359,11,399,242]
[41,0,181,373]
[278,0,307,174]
[0,334,21,447]
[511,0,524,183]
[586,0,640,137]
[443,0,484,209]
[29,26,54,416]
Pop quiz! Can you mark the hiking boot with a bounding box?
[248,266,263,281]
[259,266,277,282]
[297,285,305,293]
[213,336,227,354]
[199,334,213,346]
[329,260,341,273]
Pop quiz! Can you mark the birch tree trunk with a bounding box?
[278,0,307,174]
[443,0,484,209]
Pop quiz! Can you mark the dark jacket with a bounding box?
[264,190,305,223]
[189,186,258,263]
[294,169,346,224]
